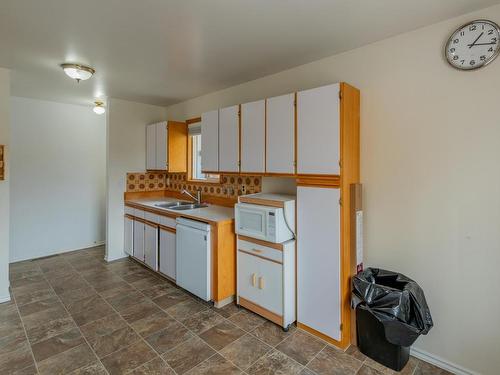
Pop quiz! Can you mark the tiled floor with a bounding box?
[1,246,452,375]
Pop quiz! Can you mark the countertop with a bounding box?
[125,197,234,225]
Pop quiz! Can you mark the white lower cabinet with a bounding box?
[297,186,341,341]
[237,238,295,329]
[133,220,145,262]
[124,216,134,256]
[144,223,158,271]
[159,228,176,280]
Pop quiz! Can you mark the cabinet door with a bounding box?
[241,100,265,173]
[133,220,145,262]
[256,258,283,315]
[201,110,219,172]
[124,217,134,256]
[237,251,260,305]
[266,94,295,174]
[146,124,156,170]
[297,186,341,341]
[155,122,167,170]
[159,228,176,280]
[219,105,240,173]
[144,224,158,271]
[297,83,340,175]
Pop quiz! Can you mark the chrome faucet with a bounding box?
[181,187,202,204]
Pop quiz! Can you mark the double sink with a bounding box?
[154,201,208,211]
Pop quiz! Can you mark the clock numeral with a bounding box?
[489,47,494,52]
[449,48,456,53]
[453,55,459,61]
[460,60,465,65]
[488,29,494,35]
[480,55,487,61]
[470,60,476,66]
[460,31,465,36]
[491,37,498,43]
[469,25,477,31]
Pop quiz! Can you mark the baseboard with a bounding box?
[0,294,11,304]
[104,253,128,263]
[10,241,106,263]
[411,347,479,375]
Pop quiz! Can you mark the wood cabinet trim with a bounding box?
[239,297,283,326]
[238,196,285,208]
[238,249,282,265]
[158,224,176,233]
[297,322,346,349]
[237,235,284,250]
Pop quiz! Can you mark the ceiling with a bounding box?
[1,0,499,107]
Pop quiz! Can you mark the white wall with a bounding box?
[166,5,500,375]
[106,98,167,262]
[0,68,10,302]
[9,97,106,262]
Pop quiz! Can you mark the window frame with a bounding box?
[186,117,220,184]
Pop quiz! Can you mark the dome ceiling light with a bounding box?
[93,101,105,115]
[60,63,95,82]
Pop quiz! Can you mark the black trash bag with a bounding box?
[352,268,433,347]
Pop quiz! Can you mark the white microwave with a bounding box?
[235,203,295,243]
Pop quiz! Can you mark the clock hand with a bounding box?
[467,42,497,46]
[469,32,484,48]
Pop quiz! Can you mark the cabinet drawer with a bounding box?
[238,239,282,264]
[125,206,135,216]
[134,209,145,219]
[159,215,176,229]
[145,211,159,224]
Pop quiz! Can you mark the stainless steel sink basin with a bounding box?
[155,201,192,209]
[168,203,208,211]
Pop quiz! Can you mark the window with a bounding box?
[188,120,220,182]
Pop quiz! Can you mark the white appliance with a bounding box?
[176,217,211,301]
[235,193,295,243]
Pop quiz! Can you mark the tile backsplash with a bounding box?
[126,172,262,198]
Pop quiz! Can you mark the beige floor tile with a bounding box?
[100,340,157,375]
[31,327,84,362]
[276,330,326,365]
[199,321,245,351]
[246,350,303,375]
[186,353,242,375]
[146,321,193,354]
[219,334,271,370]
[163,336,216,374]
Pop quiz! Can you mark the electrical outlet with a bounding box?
[166,177,170,186]
[242,185,246,194]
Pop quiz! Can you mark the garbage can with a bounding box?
[352,268,433,371]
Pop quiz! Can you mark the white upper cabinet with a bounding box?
[219,105,240,173]
[155,122,167,170]
[266,93,295,174]
[241,100,265,173]
[146,124,156,170]
[297,83,340,175]
[201,110,219,172]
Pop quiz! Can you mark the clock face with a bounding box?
[445,20,500,70]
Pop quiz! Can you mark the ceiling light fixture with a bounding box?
[93,101,105,115]
[60,63,95,82]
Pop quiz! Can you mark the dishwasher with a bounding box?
[175,217,211,301]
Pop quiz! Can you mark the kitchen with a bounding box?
[1,1,500,375]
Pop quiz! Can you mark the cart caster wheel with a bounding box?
[283,325,290,332]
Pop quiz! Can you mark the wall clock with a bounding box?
[445,19,500,70]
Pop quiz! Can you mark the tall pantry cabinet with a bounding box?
[296,83,360,349]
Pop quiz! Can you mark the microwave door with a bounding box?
[238,207,268,240]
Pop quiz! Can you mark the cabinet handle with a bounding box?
[258,277,264,289]
[252,248,263,254]
[252,273,257,287]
